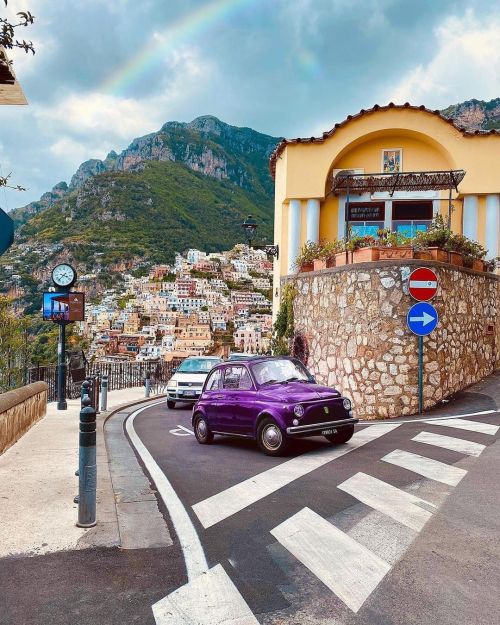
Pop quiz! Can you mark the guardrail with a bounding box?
[27,360,182,403]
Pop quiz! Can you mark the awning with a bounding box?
[332,169,466,196]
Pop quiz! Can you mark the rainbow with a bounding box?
[101,0,259,96]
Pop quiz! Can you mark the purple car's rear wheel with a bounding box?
[257,418,289,456]
[194,415,214,445]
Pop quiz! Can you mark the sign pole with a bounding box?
[418,335,424,414]
[57,321,68,410]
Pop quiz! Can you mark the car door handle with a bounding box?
[213,394,224,399]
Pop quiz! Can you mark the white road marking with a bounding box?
[271,507,390,613]
[412,431,486,457]
[169,425,195,436]
[152,564,259,625]
[125,401,209,580]
[428,418,499,436]
[358,409,497,425]
[381,449,467,486]
[338,472,435,531]
[193,423,400,529]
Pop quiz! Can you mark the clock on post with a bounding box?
[51,263,77,289]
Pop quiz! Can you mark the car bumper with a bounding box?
[286,417,358,436]
[167,391,201,402]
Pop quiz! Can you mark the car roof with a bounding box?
[221,355,295,367]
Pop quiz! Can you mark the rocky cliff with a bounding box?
[441,98,500,131]
[11,115,280,227]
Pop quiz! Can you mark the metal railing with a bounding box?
[27,359,183,403]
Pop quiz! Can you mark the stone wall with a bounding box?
[287,261,499,419]
[0,382,48,454]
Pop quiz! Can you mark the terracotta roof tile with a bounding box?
[269,103,500,178]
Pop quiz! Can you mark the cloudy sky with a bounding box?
[1,0,499,209]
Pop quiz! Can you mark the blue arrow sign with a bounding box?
[0,208,14,256]
[407,302,439,336]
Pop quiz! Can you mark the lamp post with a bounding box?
[240,215,279,259]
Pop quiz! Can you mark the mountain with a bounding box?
[441,98,500,131]
[10,115,279,227]
[2,116,280,305]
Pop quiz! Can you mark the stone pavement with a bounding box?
[0,387,169,559]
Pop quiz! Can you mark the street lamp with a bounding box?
[240,215,279,259]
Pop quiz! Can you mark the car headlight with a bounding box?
[167,380,177,388]
[293,404,305,418]
[343,398,351,410]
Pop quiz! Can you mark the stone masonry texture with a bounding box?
[286,261,500,419]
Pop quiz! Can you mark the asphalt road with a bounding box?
[130,400,500,625]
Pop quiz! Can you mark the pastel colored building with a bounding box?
[270,104,500,313]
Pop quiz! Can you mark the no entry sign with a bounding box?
[409,267,438,301]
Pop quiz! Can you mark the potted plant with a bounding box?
[313,240,339,270]
[458,238,487,271]
[348,235,380,263]
[294,241,320,273]
[414,214,450,263]
[377,229,414,260]
[335,239,351,266]
[445,233,466,267]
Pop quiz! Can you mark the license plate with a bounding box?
[321,428,337,435]
[183,390,196,397]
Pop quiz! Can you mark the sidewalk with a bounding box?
[0,387,152,558]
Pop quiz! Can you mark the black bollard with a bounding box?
[81,380,90,406]
[76,394,97,528]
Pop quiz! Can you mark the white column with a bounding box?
[338,195,345,240]
[306,199,320,243]
[485,194,500,260]
[287,199,301,274]
[463,195,478,241]
[384,201,392,230]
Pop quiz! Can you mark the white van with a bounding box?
[166,356,222,409]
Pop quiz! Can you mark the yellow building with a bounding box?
[271,103,500,311]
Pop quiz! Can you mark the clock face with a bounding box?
[52,264,76,287]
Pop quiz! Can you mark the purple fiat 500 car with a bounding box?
[192,356,358,456]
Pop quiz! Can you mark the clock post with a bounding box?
[50,264,77,411]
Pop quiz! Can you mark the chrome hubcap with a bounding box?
[197,419,207,439]
[262,424,282,450]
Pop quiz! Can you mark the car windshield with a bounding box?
[251,359,312,386]
[177,358,221,374]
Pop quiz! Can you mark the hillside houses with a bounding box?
[81,245,273,361]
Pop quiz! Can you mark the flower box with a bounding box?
[427,247,449,263]
[298,262,314,273]
[414,250,432,260]
[352,247,380,263]
[472,259,485,272]
[335,251,351,266]
[448,251,463,267]
[378,246,414,260]
[313,258,336,271]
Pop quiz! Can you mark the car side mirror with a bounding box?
[172,367,177,373]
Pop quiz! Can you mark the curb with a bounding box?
[100,395,173,550]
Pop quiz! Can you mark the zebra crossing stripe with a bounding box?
[192,423,400,529]
[412,431,485,457]
[337,472,435,531]
[152,564,259,625]
[271,507,390,613]
[428,418,499,436]
[381,449,467,486]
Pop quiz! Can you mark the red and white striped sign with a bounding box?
[408,267,438,301]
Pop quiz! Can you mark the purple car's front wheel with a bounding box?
[257,418,289,456]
